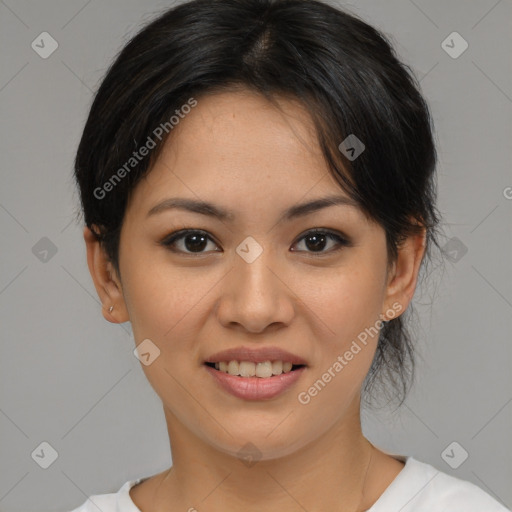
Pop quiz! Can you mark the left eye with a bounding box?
[291,230,349,255]
[161,229,349,255]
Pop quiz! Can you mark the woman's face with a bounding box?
[103,89,417,460]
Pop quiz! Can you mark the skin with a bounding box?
[84,89,426,512]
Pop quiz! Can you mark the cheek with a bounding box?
[293,275,383,420]
[119,232,193,330]
[121,256,223,375]
[124,267,203,340]
[120,267,208,412]
[292,259,386,404]
[298,265,385,345]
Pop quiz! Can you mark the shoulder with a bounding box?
[66,479,143,512]
[371,456,510,512]
[423,465,509,511]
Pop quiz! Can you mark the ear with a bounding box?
[83,225,129,323]
[382,227,427,320]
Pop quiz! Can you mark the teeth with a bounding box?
[256,361,273,378]
[272,360,283,375]
[239,361,255,377]
[227,360,239,375]
[210,360,300,377]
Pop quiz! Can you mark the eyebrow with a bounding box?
[147,195,359,223]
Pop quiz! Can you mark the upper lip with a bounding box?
[204,346,308,366]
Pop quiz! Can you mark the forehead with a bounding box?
[161,90,324,177]
[125,89,363,223]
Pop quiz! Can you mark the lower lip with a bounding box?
[204,365,306,400]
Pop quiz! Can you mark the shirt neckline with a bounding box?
[118,454,412,512]
[364,454,412,511]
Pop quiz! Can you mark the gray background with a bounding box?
[0,0,511,511]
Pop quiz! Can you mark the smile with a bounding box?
[204,362,307,400]
[205,360,305,378]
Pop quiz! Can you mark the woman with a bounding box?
[70,0,509,510]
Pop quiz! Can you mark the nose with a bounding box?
[215,244,296,334]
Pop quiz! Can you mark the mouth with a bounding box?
[203,362,307,401]
[202,346,309,400]
[204,361,306,378]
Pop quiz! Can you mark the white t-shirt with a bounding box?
[68,455,510,512]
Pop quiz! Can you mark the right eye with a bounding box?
[160,229,221,255]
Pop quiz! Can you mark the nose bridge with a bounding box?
[217,235,294,331]
[233,235,280,299]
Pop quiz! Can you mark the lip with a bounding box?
[204,364,307,400]
[204,346,308,365]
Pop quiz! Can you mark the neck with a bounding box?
[152,399,376,512]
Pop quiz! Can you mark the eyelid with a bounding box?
[290,229,351,255]
[161,229,220,255]
[160,228,351,255]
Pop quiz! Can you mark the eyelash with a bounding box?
[160,229,351,257]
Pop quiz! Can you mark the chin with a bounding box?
[205,426,313,464]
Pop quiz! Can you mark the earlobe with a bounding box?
[382,228,427,319]
[83,226,129,323]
